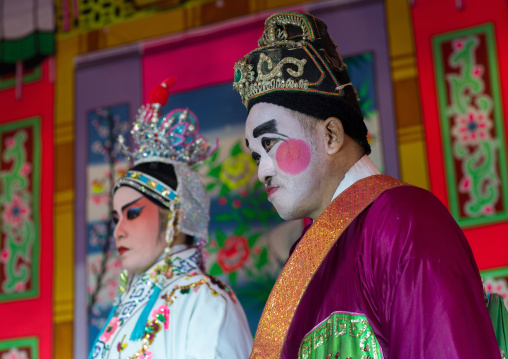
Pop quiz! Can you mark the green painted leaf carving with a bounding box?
[206,182,217,191]
[219,184,230,196]
[234,222,248,235]
[241,208,256,220]
[247,233,262,247]
[214,213,235,222]
[210,147,220,162]
[209,262,223,276]
[215,229,228,246]
[228,271,238,287]
[231,141,243,156]
[208,165,221,178]
[256,247,268,270]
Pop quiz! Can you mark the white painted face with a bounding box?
[245,102,328,220]
[112,186,167,274]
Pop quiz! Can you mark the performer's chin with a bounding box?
[273,203,302,221]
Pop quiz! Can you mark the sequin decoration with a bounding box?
[118,106,217,167]
[174,162,210,245]
[249,175,407,359]
[113,170,179,208]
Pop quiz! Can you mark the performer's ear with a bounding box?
[323,117,344,155]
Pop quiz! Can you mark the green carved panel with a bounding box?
[0,118,41,301]
[0,336,38,359]
[433,23,508,227]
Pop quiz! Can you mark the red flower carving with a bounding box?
[217,236,250,273]
[2,194,30,231]
[451,109,492,145]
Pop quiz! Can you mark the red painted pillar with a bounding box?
[0,59,54,359]
[411,0,508,271]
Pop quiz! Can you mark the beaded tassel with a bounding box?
[129,286,161,341]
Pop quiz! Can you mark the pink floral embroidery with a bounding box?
[2,195,31,231]
[1,348,28,359]
[99,317,120,343]
[139,350,153,359]
[151,304,170,330]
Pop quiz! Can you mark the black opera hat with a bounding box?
[233,12,370,154]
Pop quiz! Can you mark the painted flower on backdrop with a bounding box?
[1,348,28,359]
[91,141,107,155]
[91,179,106,195]
[2,194,31,232]
[451,109,492,145]
[219,153,256,190]
[217,236,250,273]
[366,132,374,144]
[99,317,121,343]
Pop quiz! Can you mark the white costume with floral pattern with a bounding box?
[90,246,253,359]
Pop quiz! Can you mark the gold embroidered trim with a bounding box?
[250,174,407,358]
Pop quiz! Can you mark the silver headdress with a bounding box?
[113,77,217,244]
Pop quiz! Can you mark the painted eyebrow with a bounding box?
[113,197,144,215]
[253,119,289,139]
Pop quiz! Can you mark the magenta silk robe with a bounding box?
[282,186,500,358]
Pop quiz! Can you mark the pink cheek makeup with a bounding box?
[275,139,311,175]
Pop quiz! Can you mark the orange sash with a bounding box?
[250,174,407,358]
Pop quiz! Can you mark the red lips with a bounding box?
[117,246,128,255]
[266,186,279,198]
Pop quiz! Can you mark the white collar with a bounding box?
[331,155,381,201]
[132,245,199,281]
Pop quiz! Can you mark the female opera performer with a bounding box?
[89,78,253,359]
